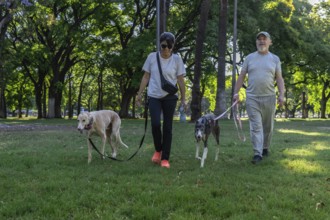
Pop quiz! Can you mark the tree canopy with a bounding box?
[0,0,329,119]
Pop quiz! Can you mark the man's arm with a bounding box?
[233,69,247,102]
[275,72,285,107]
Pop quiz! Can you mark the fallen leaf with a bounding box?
[257,195,263,200]
[316,202,325,210]
[309,192,315,197]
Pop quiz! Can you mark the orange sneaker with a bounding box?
[151,151,161,164]
[161,160,170,168]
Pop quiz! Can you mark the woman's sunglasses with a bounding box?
[161,44,173,49]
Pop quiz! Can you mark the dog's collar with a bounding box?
[84,123,92,130]
[84,117,94,130]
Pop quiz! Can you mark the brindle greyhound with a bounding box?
[195,113,220,168]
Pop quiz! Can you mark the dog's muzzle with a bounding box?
[77,128,83,134]
[195,131,203,141]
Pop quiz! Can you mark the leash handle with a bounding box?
[232,102,246,142]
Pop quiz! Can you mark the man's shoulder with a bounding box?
[245,51,258,61]
[268,52,280,62]
[247,51,280,60]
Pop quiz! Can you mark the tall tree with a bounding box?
[190,0,212,122]
[0,0,33,118]
[0,0,15,118]
[214,0,227,116]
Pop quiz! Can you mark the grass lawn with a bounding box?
[0,117,329,219]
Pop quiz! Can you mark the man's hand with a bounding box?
[278,95,285,108]
[233,93,240,103]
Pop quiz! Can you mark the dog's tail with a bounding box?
[116,132,129,148]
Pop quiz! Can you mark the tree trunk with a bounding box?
[48,97,55,118]
[67,73,73,119]
[190,0,211,122]
[214,0,227,116]
[77,67,88,116]
[302,91,307,118]
[119,87,136,118]
[35,83,43,119]
[97,71,103,110]
[0,3,13,119]
[42,82,47,118]
[48,66,59,118]
[48,80,64,118]
[0,85,6,118]
[320,80,329,119]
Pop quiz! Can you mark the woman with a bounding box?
[136,32,186,169]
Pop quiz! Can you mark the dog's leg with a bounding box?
[201,137,209,168]
[213,123,220,161]
[112,117,129,149]
[87,139,92,164]
[212,121,220,161]
[215,148,219,161]
[201,146,208,168]
[195,142,201,160]
[106,128,113,158]
[110,134,117,158]
[101,133,107,160]
[213,123,220,145]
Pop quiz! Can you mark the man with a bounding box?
[233,31,285,164]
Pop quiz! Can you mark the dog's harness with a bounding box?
[214,100,246,141]
[89,94,149,162]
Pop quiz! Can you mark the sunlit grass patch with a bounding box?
[278,129,329,137]
[280,158,322,174]
[313,143,330,151]
[284,148,316,157]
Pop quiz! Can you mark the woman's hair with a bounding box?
[160,32,175,45]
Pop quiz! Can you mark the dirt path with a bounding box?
[0,124,75,132]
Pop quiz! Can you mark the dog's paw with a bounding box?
[196,156,202,160]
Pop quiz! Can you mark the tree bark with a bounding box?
[97,71,103,110]
[190,0,211,122]
[320,80,329,119]
[214,0,227,116]
[302,91,307,118]
[0,2,14,118]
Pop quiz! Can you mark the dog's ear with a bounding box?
[88,113,94,125]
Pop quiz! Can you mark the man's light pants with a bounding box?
[246,95,276,157]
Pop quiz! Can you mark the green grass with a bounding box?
[0,118,329,219]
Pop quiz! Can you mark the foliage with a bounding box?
[0,0,329,118]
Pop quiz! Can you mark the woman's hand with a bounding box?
[136,93,143,107]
